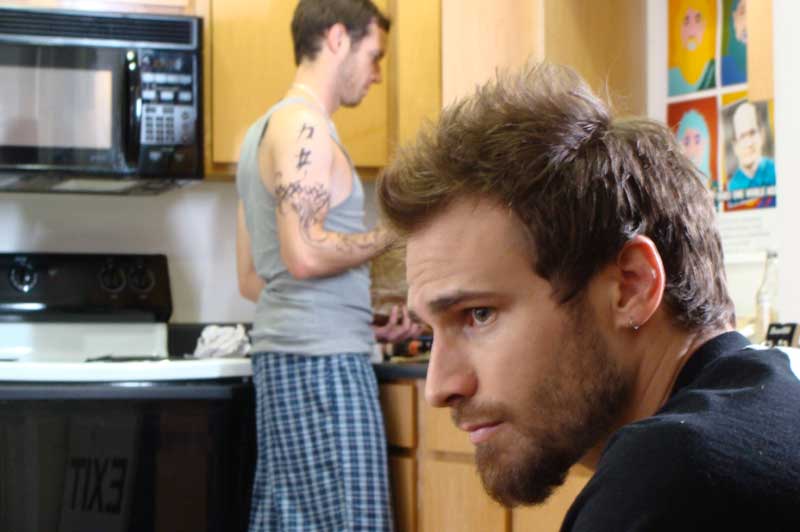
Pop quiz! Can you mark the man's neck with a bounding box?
[580,321,732,470]
[292,64,339,116]
[624,325,729,423]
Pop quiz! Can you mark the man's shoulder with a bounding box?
[601,412,709,474]
[259,102,335,170]
[563,401,800,531]
[562,420,710,531]
[266,102,329,139]
[563,345,800,530]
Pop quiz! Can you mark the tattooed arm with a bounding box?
[263,108,395,280]
[236,200,266,302]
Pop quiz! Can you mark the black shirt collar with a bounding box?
[670,331,752,397]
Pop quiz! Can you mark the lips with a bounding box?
[460,421,503,445]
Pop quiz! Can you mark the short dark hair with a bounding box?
[378,63,735,331]
[291,0,390,66]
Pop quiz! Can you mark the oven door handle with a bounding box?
[125,52,142,169]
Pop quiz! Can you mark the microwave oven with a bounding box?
[0,7,203,195]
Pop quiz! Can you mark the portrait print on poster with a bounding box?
[721,92,776,211]
[721,0,748,86]
[668,0,717,96]
[667,96,719,207]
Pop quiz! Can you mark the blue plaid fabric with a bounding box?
[249,352,393,532]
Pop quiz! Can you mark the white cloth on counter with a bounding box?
[193,324,251,358]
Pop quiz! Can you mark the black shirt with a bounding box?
[562,332,800,531]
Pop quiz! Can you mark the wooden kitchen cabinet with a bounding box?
[421,459,508,532]
[389,455,417,532]
[194,0,440,180]
[380,381,419,532]
[4,0,195,14]
[380,381,418,448]
[441,0,646,115]
[200,0,644,178]
[203,0,388,173]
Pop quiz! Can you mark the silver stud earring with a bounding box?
[629,318,640,331]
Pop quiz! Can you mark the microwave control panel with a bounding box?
[138,50,198,147]
[133,49,201,177]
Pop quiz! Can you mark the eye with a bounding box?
[468,307,495,326]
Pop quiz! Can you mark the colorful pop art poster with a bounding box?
[667,96,719,196]
[721,0,747,86]
[666,0,777,262]
[668,0,718,96]
[715,90,778,260]
[720,91,776,212]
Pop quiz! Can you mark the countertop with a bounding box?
[0,378,252,400]
[0,325,427,400]
[170,323,428,382]
[373,361,427,380]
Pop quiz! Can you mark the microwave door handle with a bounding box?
[125,60,142,167]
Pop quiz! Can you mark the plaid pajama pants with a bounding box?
[248,352,393,532]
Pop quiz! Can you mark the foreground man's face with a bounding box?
[406,197,631,506]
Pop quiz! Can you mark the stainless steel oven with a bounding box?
[0,253,254,532]
[0,7,203,195]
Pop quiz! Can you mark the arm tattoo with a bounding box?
[274,179,331,244]
[274,177,388,254]
[298,123,315,140]
[337,229,385,252]
[297,148,312,170]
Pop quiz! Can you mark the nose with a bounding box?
[372,63,382,84]
[424,335,478,407]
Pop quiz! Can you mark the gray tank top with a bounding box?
[236,98,373,355]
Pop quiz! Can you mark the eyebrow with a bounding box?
[410,290,495,323]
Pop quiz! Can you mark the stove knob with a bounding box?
[9,264,38,293]
[99,265,126,293]
[129,266,155,293]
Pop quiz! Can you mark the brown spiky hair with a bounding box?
[377,63,734,330]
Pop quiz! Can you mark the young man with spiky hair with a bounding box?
[378,63,800,531]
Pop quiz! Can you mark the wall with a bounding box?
[0,180,381,323]
[772,0,800,322]
[646,0,797,321]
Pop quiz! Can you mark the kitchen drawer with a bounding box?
[379,381,417,449]
[389,455,417,532]
[419,459,507,532]
[420,398,472,455]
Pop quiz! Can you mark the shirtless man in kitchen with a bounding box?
[377,63,800,531]
[235,1,419,530]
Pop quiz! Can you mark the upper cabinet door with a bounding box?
[8,0,194,12]
[210,0,388,167]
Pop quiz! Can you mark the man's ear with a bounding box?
[325,23,351,56]
[612,235,665,331]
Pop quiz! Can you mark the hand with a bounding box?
[372,304,424,343]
